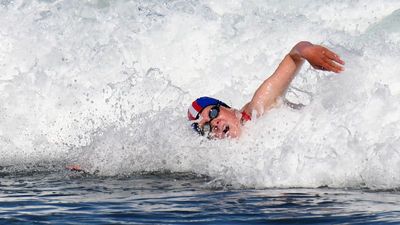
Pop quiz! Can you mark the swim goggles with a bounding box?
[191,105,220,136]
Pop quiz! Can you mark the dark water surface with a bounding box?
[1,172,400,224]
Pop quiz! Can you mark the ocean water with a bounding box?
[1,0,400,224]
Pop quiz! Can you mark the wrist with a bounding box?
[292,41,313,58]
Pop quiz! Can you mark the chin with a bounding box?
[227,133,238,138]
[226,126,241,138]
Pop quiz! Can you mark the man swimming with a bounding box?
[67,41,344,171]
[188,41,345,139]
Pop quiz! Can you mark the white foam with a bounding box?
[1,0,400,189]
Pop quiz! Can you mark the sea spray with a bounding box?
[1,0,400,189]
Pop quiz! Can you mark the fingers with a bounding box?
[312,65,327,71]
[323,49,345,65]
[322,61,342,73]
[323,56,344,73]
[313,60,342,73]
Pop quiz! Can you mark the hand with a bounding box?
[300,45,345,73]
[66,164,82,171]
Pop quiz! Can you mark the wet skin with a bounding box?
[193,41,345,139]
[197,105,242,139]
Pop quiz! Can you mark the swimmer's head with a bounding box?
[188,96,242,139]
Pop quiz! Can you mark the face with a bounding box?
[197,105,242,139]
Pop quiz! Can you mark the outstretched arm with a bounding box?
[242,41,345,116]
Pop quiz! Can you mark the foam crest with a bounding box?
[1,0,400,189]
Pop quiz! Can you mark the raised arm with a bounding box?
[242,41,345,117]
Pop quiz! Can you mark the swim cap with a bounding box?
[187,96,230,121]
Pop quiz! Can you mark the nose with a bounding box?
[210,119,228,139]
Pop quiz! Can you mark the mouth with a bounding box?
[223,125,230,135]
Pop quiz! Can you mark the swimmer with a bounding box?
[188,41,345,139]
[67,41,344,172]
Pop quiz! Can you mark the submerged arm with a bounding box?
[242,41,344,116]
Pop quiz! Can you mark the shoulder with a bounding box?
[241,98,279,119]
[240,102,261,119]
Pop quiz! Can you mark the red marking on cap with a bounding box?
[192,101,202,112]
